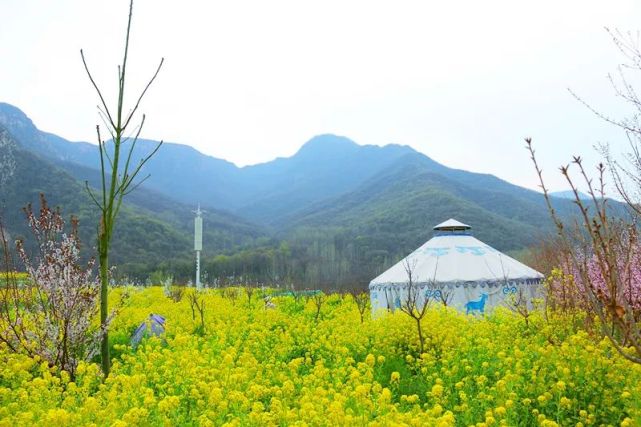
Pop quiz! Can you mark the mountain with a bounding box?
[235,135,417,223]
[0,102,570,235]
[0,102,595,286]
[0,102,96,164]
[280,155,543,249]
[0,121,267,280]
[0,104,419,223]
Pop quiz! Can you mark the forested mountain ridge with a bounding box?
[0,103,423,221]
[0,102,576,234]
[0,102,587,286]
[279,155,543,249]
[0,121,268,278]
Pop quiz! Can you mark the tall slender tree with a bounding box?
[81,0,164,376]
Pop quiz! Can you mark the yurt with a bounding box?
[369,219,544,314]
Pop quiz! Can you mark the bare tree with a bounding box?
[221,286,239,305]
[167,285,184,303]
[244,277,258,309]
[506,288,536,328]
[188,291,206,335]
[398,258,432,354]
[81,0,164,376]
[311,292,326,323]
[350,289,370,324]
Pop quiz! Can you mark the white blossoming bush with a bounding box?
[1,194,104,379]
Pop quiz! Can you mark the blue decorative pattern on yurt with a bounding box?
[422,247,449,256]
[455,246,486,256]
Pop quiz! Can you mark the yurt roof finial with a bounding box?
[433,218,471,233]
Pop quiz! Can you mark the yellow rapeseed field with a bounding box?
[0,287,639,426]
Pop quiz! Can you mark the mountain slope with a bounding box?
[0,102,578,238]
[0,102,95,164]
[0,124,181,265]
[280,155,545,253]
[0,102,243,208]
[54,157,266,251]
[0,123,266,276]
[235,135,417,223]
[0,104,423,221]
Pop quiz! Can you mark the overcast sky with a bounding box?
[2,0,641,192]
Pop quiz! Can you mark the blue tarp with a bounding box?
[130,314,166,347]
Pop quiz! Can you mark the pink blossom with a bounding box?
[551,245,641,317]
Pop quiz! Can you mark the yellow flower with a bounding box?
[431,384,444,397]
[365,354,375,367]
[158,396,180,413]
[380,388,392,403]
[430,403,443,416]
[0,287,639,426]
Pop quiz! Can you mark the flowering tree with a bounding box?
[549,244,641,321]
[0,195,105,379]
[526,30,641,364]
[527,140,641,364]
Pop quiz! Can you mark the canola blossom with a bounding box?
[0,287,640,426]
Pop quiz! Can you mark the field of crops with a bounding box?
[0,287,639,426]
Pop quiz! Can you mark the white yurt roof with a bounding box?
[370,219,543,286]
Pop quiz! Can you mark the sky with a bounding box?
[2,0,641,193]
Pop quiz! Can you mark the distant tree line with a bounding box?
[115,227,409,292]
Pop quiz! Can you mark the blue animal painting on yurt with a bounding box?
[465,293,488,314]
